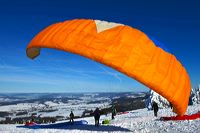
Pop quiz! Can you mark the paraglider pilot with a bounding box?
[170,102,173,109]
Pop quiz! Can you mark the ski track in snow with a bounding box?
[0,104,200,133]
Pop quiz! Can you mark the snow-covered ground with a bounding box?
[0,104,199,133]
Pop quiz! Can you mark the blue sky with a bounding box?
[0,0,199,93]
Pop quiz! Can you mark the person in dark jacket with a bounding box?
[170,102,173,109]
[69,111,74,124]
[94,107,101,126]
[111,105,117,119]
[152,101,159,117]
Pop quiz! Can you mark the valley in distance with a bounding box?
[0,91,147,124]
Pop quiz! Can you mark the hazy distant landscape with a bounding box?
[0,92,147,124]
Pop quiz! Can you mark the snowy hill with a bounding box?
[0,104,199,133]
[145,90,170,110]
[145,84,200,110]
[190,85,200,105]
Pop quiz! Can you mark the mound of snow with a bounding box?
[190,85,200,105]
[145,90,170,110]
[145,84,200,110]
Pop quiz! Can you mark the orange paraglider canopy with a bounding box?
[26,19,191,116]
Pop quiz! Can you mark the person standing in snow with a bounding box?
[170,102,173,109]
[69,111,74,124]
[152,101,159,117]
[111,105,117,119]
[94,107,101,126]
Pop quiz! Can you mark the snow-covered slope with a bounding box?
[0,104,199,133]
[190,85,200,105]
[145,85,200,110]
[145,90,170,110]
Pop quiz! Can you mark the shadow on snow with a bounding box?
[17,123,132,132]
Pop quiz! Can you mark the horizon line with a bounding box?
[0,91,148,94]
